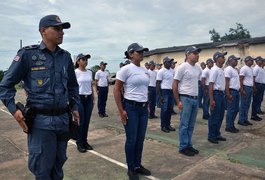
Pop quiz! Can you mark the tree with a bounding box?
[209,23,251,42]
[89,65,100,80]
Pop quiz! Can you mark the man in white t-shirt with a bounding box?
[198,62,206,108]
[251,56,265,121]
[148,60,158,119]
[201,58,214,120]
[224,55,240,133]
[157,57,175,133]
[238,56,255,126]
[208,51,227,144]
[173,46,201,156]
[95,61,109,118]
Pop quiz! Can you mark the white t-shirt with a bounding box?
[224,66,240,90]
[253,65,264,84]
[239,65,253,86]
[156,67,174,89]
[116,63,149,102]
[148,69,157,87]
[95,70,109,87]
[75,69,93,95]
[201,67,211,86]
[174,62,201,96]
[209,65,225,91]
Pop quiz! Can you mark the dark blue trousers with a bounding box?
[208,91,225,139]
[198,81,203,108]
[97,86,108,115]
[160,89,174,128]
[239,86,253,123]
[252,83,265,117]
[124,101,148,171]
[77,95,93,145]
[148,86,157,117]
[202,86,210,118]
[226,89,239,128]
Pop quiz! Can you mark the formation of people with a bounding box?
[0,14,264,180]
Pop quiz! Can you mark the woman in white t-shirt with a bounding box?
[113,43,151,180]
[74,53,94,153]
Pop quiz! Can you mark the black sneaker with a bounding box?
[238,122,248,126]
[251,116,262,121]
[127,170,139,180]
[161,127,170,133]
[245,121,253,125]
[216,136,226,141]
[135,165,151,176]
[225,127,238,133]
[84,142,93,150]
[187,146,199,154]
[77,144,87,153]
[103,113,109,117]
[179,148,195,156]
[167,126,176,131]
[208,138,218,144]
[257,111,265,115]
[232,126,239,133]
[99,114,104,118]
[202,116,209,120]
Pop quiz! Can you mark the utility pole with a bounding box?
[20,39,22,49]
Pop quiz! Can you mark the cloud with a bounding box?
[0,0,265,72]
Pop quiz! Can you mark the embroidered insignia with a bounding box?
[37,79,43,85]
[32,55,37,60]
[13,55,20,61]
[55,16,61,23]
[39,54,46,60]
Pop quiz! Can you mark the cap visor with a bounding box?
[53,22,71,29]
[136,47,149,52]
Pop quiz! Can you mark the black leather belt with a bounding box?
[179,94,198,99]
[229,88,239,92]
[80,94,91,98]
[124,99,148,107]
[34,107,69,116]
[214,90,225,94]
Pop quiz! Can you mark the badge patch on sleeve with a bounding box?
[13,55,20,61]
[37,79,43,85]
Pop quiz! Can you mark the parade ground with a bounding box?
[0,86,265,180]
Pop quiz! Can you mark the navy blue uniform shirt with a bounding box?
[0,41,80,130]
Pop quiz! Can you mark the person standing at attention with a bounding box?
[201,58,214,120]
[173,46,201,156]
[238,56,255,126]
[224,55,241,133]
[75,53,94,152]
[208,52,227,144]
[148,60,158,119]
[95,61,109,118]
[114,43,151,180]
[0,15,80,179]
[157,57,176,133]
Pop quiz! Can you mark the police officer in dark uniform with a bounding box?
[0,15,80,180]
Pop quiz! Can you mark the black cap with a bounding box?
[245,56,254,62]
[149,60,156,65]
[206,58,214,64]
[185,46,201,54]
[163,57,174,63]
[76,53,91,61]
[227,55,240,62]
[100,61,108,65]
[213,51,227,61]
[255,56,265,62]
[39,15,70,29]
[127,43,149,53]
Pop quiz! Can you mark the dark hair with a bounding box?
[75,59,80,69]
[124,51,131,59]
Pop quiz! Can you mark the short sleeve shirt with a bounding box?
[224,66,240,90]
[201,67,210,86]
[75,69,93,95]
[174,62,201,96]
[156,67,174,89]
[148,69,157,87]
[209,65,225,91]
[239,65,253,86]
[95,70,109,87]
[116,63,149,102]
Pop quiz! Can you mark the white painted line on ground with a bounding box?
[0,107,160,180]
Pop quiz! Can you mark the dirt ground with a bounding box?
[0,86,265,180]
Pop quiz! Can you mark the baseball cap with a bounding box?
[39,15,70,29]
[149,60,156,65]
[145,62,150,66]
[127,43,149,53]
[163,57,174,63]
[213,51,227,61]
[255,56,265,62]
[76,53,91,61]
[244,56,254,62]
[185,46,201,54]
[227,55,240,62]
[100,61,108,65]
[206,58,214,64]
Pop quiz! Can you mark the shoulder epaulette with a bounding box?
[23,44,39,50]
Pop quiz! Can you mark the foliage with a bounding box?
[209,23,251,42]
[89,65,100,80]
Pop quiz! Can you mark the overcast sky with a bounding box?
[1,0,265,72]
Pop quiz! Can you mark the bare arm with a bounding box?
[209,82,215,110]
[113,80,127,125]
[173,79,182,110]
[225,77,232,101]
